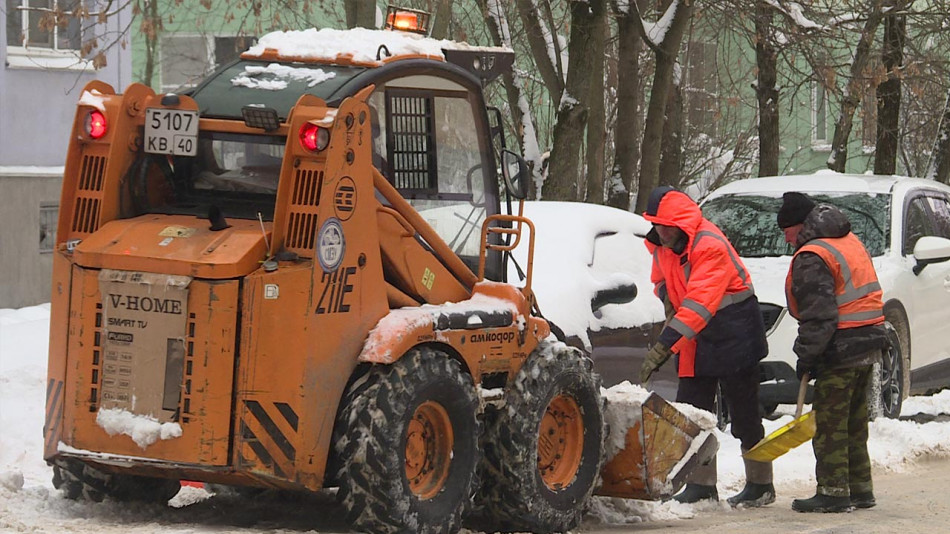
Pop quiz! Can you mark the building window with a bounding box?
[160,34,255,92]
[5,0,89,69]
[39,202,58,253]
[5,0,81,49]
[685,40,719,138]
[812,81,829,145]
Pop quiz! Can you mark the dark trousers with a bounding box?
[676,364,765,451]
[812,364,874,497]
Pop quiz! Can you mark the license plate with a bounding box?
[145,108,199,156]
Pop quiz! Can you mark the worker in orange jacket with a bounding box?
[639,186,770,506]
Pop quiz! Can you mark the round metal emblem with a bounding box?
[317,218,345,272]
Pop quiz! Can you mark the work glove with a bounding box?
[640,342,674,384]
[796,361,817,381]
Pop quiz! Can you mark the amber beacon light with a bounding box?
[385,6,430,35]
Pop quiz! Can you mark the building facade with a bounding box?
[2,1,132,307]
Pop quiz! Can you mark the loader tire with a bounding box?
[472,340,606,533]
[52,464,82,500]
[52,459,179,503]
[83,469,181,503]
[334,347,479,534]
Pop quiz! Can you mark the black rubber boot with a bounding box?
[727,482,776,508]
[673,483,719,504]
[850,491,876,509]
[792,494,852,513]
[728,454,775,508]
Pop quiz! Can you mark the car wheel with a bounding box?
[872,321,904,420]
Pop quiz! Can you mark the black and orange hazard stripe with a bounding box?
[239,400,299,479]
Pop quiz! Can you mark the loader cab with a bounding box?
[341,61,504,280]
[150,57,505,279]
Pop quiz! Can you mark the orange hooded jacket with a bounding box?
[643,188,764,377]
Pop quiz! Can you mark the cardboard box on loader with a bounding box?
[44,16,716,534]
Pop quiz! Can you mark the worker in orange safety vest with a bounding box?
[778,191,886,513]
[639,186,770,507]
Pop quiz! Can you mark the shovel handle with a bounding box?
[795,373,810,419]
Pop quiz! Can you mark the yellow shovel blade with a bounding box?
[743,411,817,462]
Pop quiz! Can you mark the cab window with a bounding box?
[368,79,492,274]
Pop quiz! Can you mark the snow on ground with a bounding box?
[3,305,950,532]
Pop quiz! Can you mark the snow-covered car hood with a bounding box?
[509,202,664,348]
[743,256,792,307]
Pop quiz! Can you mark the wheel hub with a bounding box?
[881,344,902,415]
[537,394,584,490]
[405,400,454,499]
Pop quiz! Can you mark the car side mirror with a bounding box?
[501,149,528,200]
[912,236,950,275]
[591,282,638,313]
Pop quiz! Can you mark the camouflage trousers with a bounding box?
[812,363,874,497]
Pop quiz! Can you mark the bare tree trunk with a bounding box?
[477,0,544,199]
[430,0,453,39]
[140,0,161,88]
[755,1,779,177]
[514,0,564,104]
[545,1,599,200]
[874,9,906,175]
[930,90,950,183]
[584,0,608,203]
[345,0,377,29]
[659,82,684,187]
[606,1,645,210]
[635,0,694,213]
[827,2,886,172]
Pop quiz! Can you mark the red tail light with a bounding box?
[84,110,107,139]
[299,123,329,152]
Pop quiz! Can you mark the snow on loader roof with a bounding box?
[242,27,513,66]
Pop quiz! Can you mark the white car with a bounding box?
[701,172,950,418]
[506,202,678,397]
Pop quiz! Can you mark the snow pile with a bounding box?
[230,63,338,91]
[603,381,715,459]
[362,282,524,363]
[602,383,652,459]
[169,485,213,508]
[77,89,106,111]
[244,27,510,65]
[95,408,183,449]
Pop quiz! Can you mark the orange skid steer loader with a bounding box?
[44,16,716,534]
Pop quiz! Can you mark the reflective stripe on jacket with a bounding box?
[785,232,884,328]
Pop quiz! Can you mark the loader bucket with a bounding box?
[597,390,718,500]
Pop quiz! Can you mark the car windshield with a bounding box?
[702,193,890,257]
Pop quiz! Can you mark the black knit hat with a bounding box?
[777,192,816,228]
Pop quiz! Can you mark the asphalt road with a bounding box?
[580,457,950,533]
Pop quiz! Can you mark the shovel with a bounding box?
[743,373,816,462]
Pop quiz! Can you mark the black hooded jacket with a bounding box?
[789,204,886,371]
